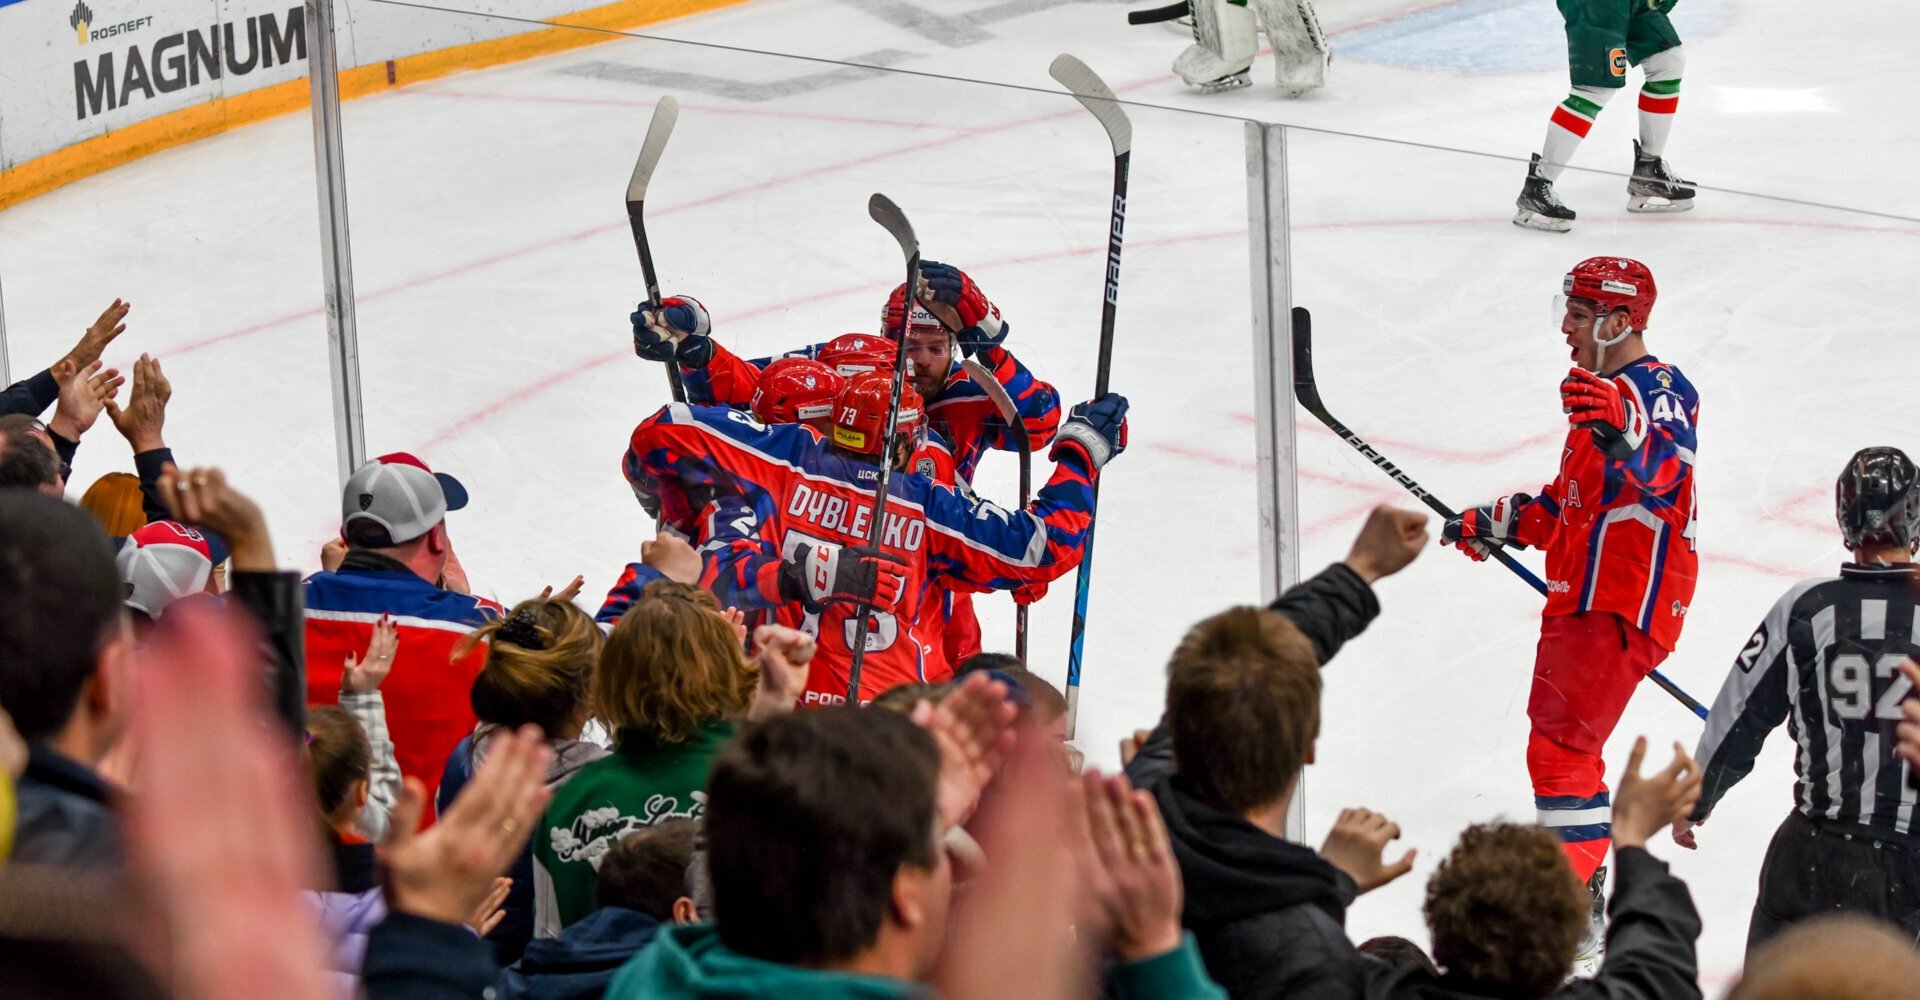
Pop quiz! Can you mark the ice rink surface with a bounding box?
[4,0,1919,987]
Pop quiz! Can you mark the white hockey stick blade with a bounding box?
[868,193,919,261]
[626,96,681,203]
[1048,54,1132,156]
[962,360,1020,425]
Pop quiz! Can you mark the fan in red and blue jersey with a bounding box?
[1440,256,1700,921]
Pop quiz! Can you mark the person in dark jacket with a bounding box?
[1359,737,1706,999]
[1124,506,1430,1000]
[495,819,697,1000]
[0,491,136,869]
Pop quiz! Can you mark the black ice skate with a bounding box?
[1199,69,1251,93]
[1513,154,1576,233]
[1626,140,1695,213]
[1571,864,1608,976]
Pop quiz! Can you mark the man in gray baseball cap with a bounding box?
[303,452,501,796]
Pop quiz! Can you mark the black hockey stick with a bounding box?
[1127,0,1188,24]
[1050,54,1132,739]
[963,359,1033,661]
[625,96,687,404]
[846,193,921,703]
[1291,307,1709,720]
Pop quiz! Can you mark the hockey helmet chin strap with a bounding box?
[1557,295,1632,373]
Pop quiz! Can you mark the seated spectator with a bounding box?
[1391,738,1705,999]
[497,819,697,1000]
[1358,937,1437,975]
[303,452,502,796]
[606,705,1224,1000]
[1729,914,1920,1000]
[438,589,608,964]
[534,581,759,934]
[0,414,66,495]
[78,472,145,536]
[870,681,950,713]
[116,520,222,624]
[302,705,389,997]
[0,491,133,869]
[1124,506,1428,999]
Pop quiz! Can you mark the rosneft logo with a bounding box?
[71,1,92,45]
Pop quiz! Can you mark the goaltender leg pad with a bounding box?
[1175,0,1257,87]
[1252,0,1330,96]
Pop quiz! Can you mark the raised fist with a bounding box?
[1050,394,1129,472]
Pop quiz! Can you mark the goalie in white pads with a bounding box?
[1174,0,1330,96]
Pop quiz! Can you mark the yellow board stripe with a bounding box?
[0,0,744,211]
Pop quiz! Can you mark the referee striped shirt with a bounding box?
[1693,563,1920,834]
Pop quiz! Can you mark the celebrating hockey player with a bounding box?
[1681,447,1920,950]
[1513,0,1694,230]
[632,261,1058,484]
[1169,0,1330,96]
[1439,257,1699,953]
[621,372,1127,703]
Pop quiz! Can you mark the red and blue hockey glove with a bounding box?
[779,543,906,614]
[1440,493,1535,562]
[920,261,1008,356]
[1050,394,1129,473]
[1560,367,1645,461]
[632,295,714,367]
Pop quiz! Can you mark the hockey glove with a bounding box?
[778,543,907,614]
[633,295,714,367]
[1561,367,1645,461]
[920,261,1008,356]
[1440,493,1535,562]
[1050,394,1130,472]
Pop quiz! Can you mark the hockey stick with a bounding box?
[1290,307,1708,720]
[963,359,1033,661]
[1050,54,1132,739]
[1127,0,1188,24]
[846,193,921,703]
[625,96,687,404]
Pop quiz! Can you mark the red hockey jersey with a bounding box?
[624,403,1098,702]
[1510,356,1700,651]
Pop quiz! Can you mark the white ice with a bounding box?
[3,0,1918,990]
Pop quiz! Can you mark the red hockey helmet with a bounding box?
[818,332,898,376]
[831,371,923,456]
[752,357,844,426]
[882,283,949,341]
[1562,257,1657,331]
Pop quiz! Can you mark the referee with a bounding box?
[1676,446,1920,951]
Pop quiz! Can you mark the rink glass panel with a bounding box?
[0,66,342,571]
[324,3,1264,755]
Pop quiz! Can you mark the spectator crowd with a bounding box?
[3,293,1920,1000]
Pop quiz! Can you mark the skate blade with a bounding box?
[1199,73,1252,93]
[1513,208,1573,233]
[1626,195,1694,214]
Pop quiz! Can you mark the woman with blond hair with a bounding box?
[436,582,605,963]
[534,579,814,935]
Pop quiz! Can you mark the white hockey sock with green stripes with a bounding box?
[1637,47,1685,157]
[1539,87,1613,182]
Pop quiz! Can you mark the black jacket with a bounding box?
[364,912,499,1000]
[1355,847,1702,1000]
[10,745,121,870]
[1125,563,1384,1000]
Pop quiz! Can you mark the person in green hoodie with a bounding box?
[607,701,1227,1000]
[536,581,811,934]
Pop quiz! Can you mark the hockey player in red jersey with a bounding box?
[1440,256,1699,942]
[631,261,1060,484]
[622,371,1125,703]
